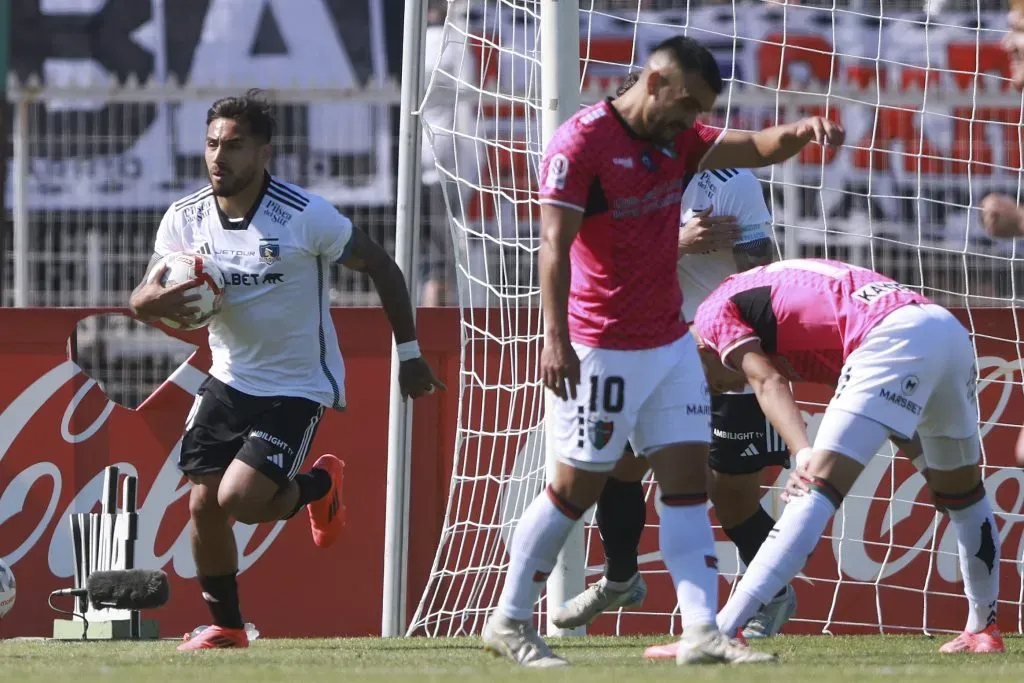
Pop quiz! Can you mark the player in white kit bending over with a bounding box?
[481,35,844,667]
[129,90,444,650]
[552,167,799,646]
[693,259,1003,655]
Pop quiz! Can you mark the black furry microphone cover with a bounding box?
[87,569,170,610]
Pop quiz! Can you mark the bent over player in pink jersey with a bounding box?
[692,259,1003,655]
[481,35,844,667]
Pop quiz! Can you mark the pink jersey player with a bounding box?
[539,98,721,351]
[490,35,852,668]
[690,258,1001,656]
[693,258,930,386]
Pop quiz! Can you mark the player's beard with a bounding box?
[649,120,680,146]
[656,121,685,145]
[209,167,258,198]
[650,110,688,145]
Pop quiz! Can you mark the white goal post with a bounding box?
[382,0,428,639]
[390,0,1024,638]
[385,0,590,637]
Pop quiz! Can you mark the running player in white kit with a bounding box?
[481,35,844,668]
[693,259,1003,655]
[552,168,798,647]
[129,91,444,650]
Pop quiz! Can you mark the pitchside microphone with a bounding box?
[50,569,170,610]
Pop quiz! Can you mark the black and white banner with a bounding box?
[10,0,393,209]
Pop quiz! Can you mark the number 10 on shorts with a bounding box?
[588,375,625,414]
[578,375,625,451]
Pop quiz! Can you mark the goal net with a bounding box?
[409,0,1024,637]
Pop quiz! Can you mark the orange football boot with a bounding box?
[307,454,346,548]
[643,639,681,660]
[939,624,1005,654]
[177,625,249,651]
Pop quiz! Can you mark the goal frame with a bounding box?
[384,0,587,638]
[382,0,428,638]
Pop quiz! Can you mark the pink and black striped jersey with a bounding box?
[693,259,931,384]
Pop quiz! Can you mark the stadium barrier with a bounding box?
[0,307,1022,638]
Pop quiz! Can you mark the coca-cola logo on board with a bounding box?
[498,353,1024,583]
[0,359,287,578]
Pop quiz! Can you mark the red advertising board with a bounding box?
[0,308,461,639]
[0,308,1021,638]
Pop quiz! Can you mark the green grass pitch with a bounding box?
[3,635,1023,683]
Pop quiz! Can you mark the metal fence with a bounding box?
[0,80,413,406]
[6,0,1024,406]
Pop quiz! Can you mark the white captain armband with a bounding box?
[396,340,422,362]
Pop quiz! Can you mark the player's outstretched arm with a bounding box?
[700,118,845,171]
[339,226,445,399]
[539,204,584,400]
[727,339,811,455]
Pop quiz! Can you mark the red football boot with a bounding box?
[939,624,1005,654]
[307,454,346,548]
[177,625,249,651]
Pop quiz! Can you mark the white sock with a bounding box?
[718,487,837,634]
[942,485,1000,633]
[497,486,580,622]
[658,496,719,633]
[603,575,638,592]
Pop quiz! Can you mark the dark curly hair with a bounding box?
[206,88,276,143]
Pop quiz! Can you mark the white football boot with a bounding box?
[550,574,647,629]
[742,584,797,640]
[675,624,779,665]
[481,613,568,668]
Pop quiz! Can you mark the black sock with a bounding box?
[299,468,333,503]
[198,573,244,629]
[723,506,776,567]
[284,468,332,519]
[724,506,786,598]
[596,478,646,582]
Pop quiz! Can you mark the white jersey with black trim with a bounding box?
[154,173,352,409]
[677,168,774,322]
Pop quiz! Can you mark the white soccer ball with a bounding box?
[149,252,225,330]
[0,558,15,619]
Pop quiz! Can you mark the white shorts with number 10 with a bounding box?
[546,333,712,472]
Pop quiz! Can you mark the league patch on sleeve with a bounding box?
[546,153,569,190]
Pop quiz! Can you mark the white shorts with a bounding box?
[825,304,978,442]
[547,333,712,472]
